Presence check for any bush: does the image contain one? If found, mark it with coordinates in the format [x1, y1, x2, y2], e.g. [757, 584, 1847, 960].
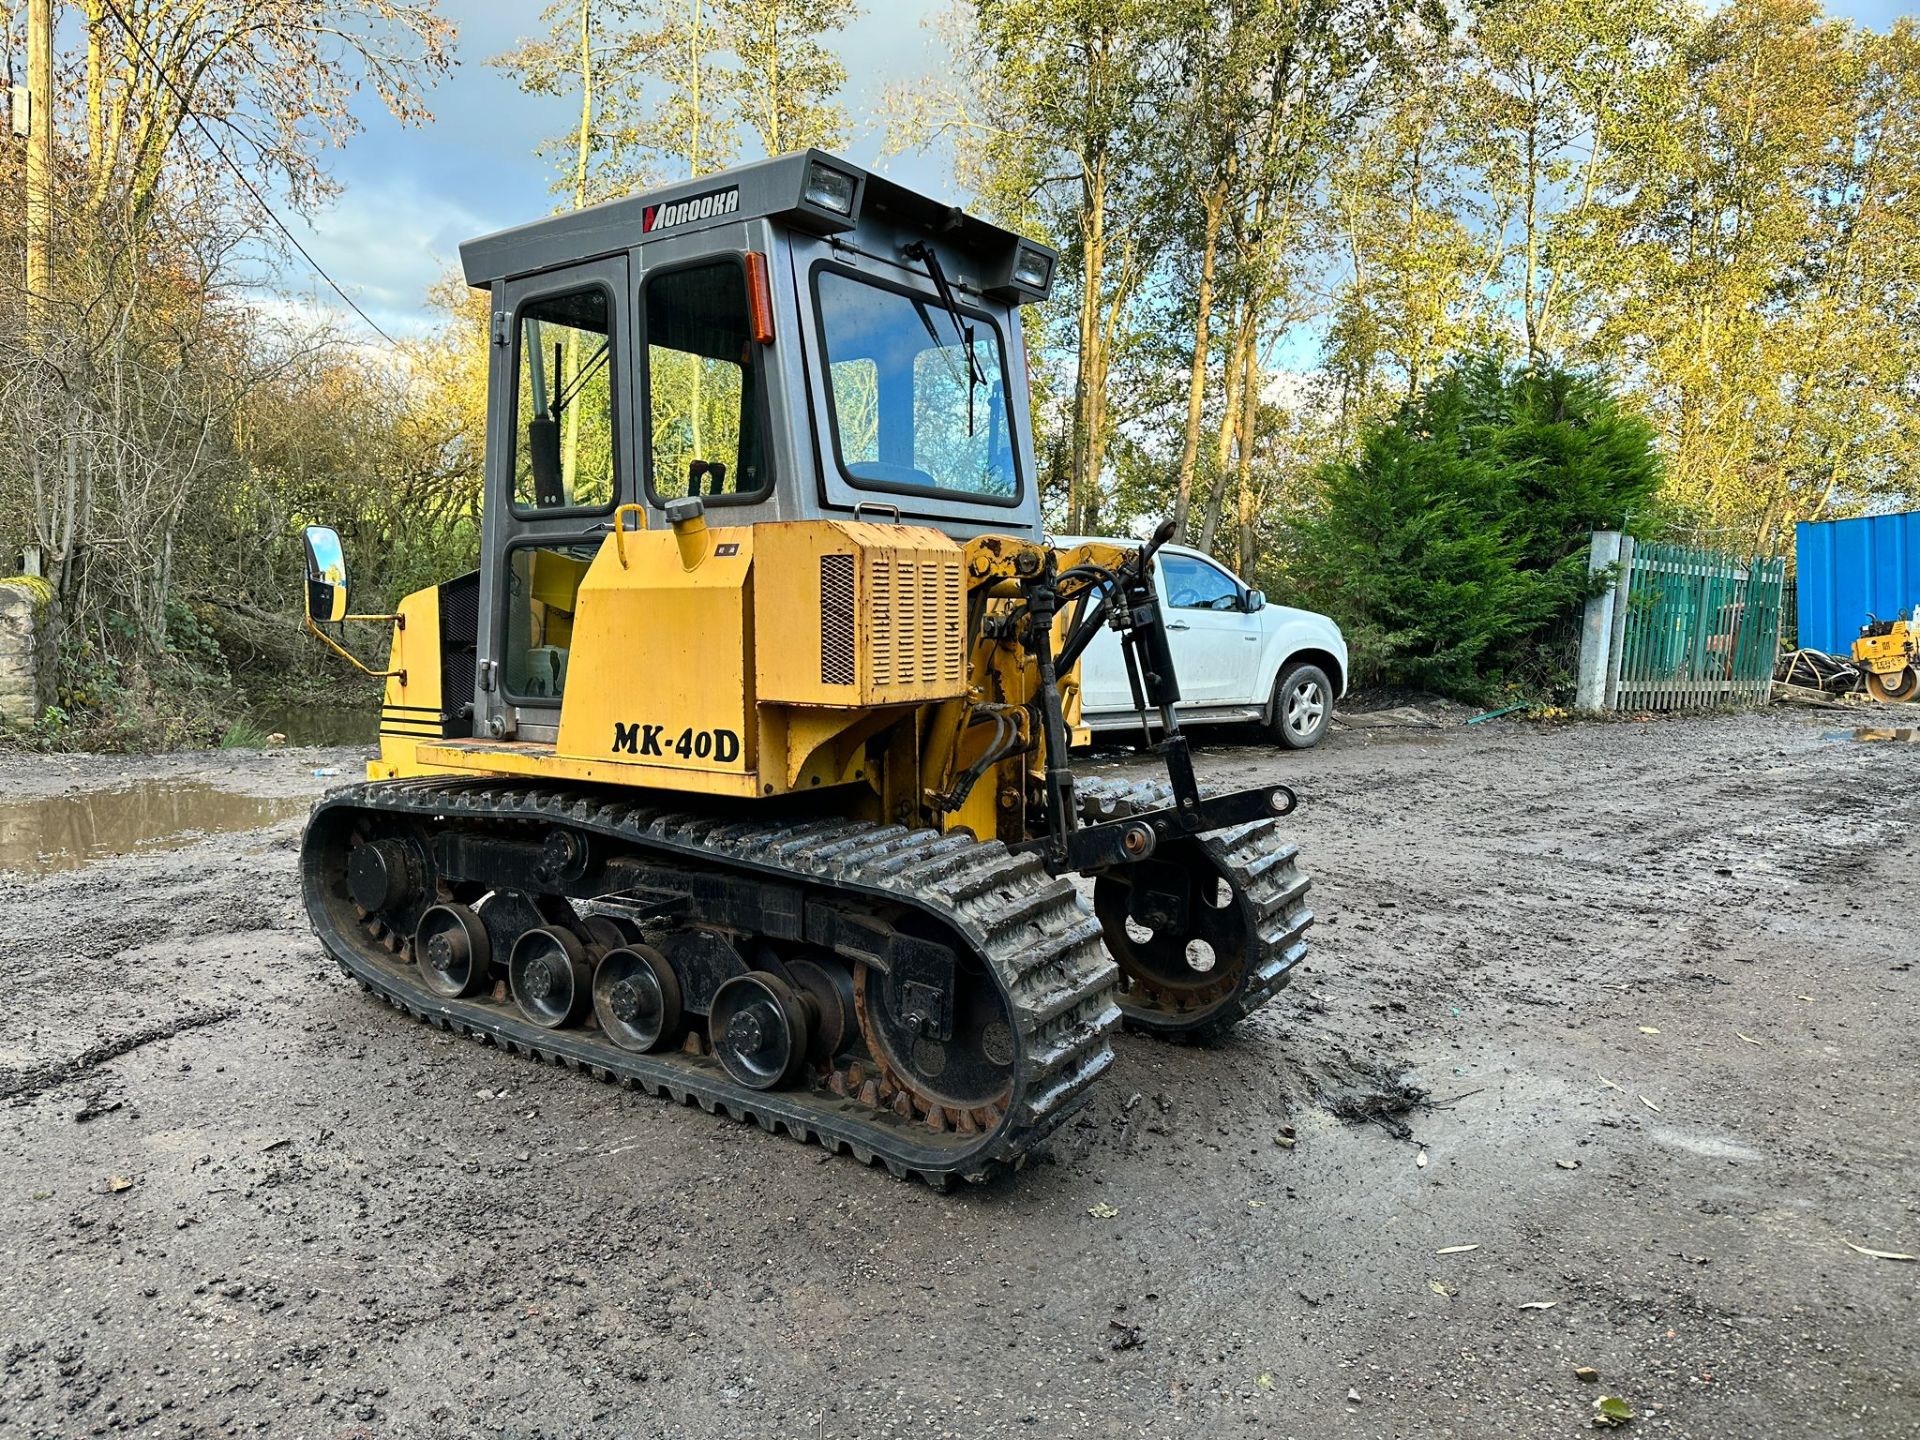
[1281, 356, 1664, 700]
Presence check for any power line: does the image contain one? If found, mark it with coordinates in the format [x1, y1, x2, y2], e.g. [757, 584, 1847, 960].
[95, 0, 403, 348]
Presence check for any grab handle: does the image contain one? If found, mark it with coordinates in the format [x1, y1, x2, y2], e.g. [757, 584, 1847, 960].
[613, 504, 647, 567]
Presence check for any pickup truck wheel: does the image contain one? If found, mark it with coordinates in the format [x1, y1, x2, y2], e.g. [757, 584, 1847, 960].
[1269, 662, 1333, 750]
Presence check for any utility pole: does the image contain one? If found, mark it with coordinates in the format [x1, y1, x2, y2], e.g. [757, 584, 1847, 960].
[25, 0, 53, 335]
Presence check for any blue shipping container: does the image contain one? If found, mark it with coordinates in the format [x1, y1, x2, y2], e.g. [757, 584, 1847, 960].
[1796, 510, 1920, 654]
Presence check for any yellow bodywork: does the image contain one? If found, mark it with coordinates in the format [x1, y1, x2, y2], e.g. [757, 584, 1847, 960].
[369, 518, 1132, 842]
[1852, 620, 1916, 677]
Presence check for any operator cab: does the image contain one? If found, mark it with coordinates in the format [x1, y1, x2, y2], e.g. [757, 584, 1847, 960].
[456, 150, 1059, 741]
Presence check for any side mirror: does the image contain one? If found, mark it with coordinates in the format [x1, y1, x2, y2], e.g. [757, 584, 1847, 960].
[1244, 589, 1267, 613]
[302, 525, 350, 624]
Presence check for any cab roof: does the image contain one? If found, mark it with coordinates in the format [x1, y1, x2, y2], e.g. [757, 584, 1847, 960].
[458, 149, 1057, 298]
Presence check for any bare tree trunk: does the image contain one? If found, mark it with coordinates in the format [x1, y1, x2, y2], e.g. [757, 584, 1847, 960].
[1070, 156, 1109, 534]
[572, 0, 595, 208]
[1199, 304, 1256, 554]
[25, 0, 54, 344]
[1172, 186, 1225, 542]
[1235, 334, 1261, 579]
[1522, 102, 1542, 362]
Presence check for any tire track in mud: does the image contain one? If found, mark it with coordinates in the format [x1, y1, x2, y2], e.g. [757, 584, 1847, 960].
[0, 1004, 239, 1103]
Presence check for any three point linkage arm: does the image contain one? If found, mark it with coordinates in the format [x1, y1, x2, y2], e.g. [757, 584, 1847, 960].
[1016, 519, 1295, 875]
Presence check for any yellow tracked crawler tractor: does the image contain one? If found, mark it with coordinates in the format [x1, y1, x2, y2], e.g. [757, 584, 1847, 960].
[298, 151, 1313, 1183]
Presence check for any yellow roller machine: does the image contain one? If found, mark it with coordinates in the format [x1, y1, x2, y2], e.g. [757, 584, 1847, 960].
[298, 151, 1313, 1184]
[1852, 615, 1918, 702]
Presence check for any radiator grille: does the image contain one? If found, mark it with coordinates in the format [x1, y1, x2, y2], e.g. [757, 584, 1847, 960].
[820, 554, 857, 685]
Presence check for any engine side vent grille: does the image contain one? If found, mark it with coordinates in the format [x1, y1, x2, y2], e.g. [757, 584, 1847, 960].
[935, 558, 963, 680]
[872, 556, 894, 687]
[897, 560, 920, 682]
[820, 554, 857, 685]
[868, 554, 965, 691]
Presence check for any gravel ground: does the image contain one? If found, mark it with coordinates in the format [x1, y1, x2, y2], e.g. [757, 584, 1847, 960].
[0, 705, 1915, 1440]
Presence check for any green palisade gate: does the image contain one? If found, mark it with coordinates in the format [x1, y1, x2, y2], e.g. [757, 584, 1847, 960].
[1613, 541, 1785, 710]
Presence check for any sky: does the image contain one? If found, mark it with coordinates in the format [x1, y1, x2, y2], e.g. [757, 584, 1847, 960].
[275, 0, 1915, 343]
[274, 0, 954, 339]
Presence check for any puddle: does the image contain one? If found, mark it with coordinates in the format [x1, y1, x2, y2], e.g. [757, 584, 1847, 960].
[245, 701, 378, 748]
[0, 780, 307, 877]
[1829, 727, 1920, 743]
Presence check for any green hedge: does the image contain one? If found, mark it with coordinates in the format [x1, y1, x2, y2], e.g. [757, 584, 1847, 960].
[1281, 356, 1665, 700]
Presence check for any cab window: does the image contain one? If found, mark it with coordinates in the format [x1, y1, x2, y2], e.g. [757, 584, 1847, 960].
[1161, 554, 1242, 611]
[503, 543, 596, 702]
[512, 289, 617, 514]
[642, 259, 771, 504]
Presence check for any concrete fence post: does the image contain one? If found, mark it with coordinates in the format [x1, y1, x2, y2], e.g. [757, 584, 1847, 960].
[1576, 530, 1625, 713]
[0, 575, 56, 725]
[1604, 534, 1635, 709]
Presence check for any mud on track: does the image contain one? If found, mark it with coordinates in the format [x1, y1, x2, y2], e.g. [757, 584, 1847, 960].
[0, 711, 1915, 1439]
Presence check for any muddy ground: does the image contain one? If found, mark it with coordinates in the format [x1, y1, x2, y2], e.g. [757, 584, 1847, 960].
[0, 705, 1915, 1440]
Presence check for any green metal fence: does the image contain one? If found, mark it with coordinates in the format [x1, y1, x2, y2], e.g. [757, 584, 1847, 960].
[1607, 539, 1786, 711]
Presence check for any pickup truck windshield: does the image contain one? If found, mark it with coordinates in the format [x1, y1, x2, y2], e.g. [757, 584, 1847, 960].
[814, 268, 1019, 501]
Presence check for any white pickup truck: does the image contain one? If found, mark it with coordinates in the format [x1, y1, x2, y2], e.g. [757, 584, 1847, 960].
[1062, 537, 1349, 749]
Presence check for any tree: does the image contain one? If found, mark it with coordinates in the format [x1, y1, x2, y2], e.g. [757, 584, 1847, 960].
[1284, 356, 1664, 698]
[0, 0, 453, 743]
[715, 0, 857, 154]
[891, 0, 1173, 532]
[1455, 0, 1675, 364]
[1324, 15, 1506, 422]
[500, 0, 859, 199]
[1163, 0, 1267, 542]
[1587, 0, 1920, 549]
[76, 0, 452, 229]
[1187, 0, 1432, 569]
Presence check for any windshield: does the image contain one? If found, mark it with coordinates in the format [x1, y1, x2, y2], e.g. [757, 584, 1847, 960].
[814, 267, 1019, 502]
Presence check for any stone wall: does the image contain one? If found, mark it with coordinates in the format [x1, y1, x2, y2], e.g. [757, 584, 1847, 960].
[0, 576, 56, 725]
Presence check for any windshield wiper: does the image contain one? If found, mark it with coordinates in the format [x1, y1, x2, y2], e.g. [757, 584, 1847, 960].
[903, 240, 986, 434]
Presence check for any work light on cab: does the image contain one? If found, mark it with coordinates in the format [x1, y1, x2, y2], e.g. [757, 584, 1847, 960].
[802, 162, 856, 215]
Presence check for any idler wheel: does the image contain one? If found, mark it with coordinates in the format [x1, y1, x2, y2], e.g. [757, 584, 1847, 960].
[509, 926, 592, 1029]
[592, 945, 684, 1053]
[414, 903, 492, 999]
[348, 838, 419, 914]
[709, 973, 812, 1091]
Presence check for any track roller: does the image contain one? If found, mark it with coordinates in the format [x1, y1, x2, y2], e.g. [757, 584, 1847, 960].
[415, 903, 492, 999]
[592, 944, 684, 1053]
[509, 926, 592, 1028]
[709, 972, 812, 1090]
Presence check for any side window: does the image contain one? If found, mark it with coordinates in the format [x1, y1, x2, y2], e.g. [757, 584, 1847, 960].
[1161, 554, 1241, 611]
[643, 260, 769, 503]
[513, 289, 616, 513]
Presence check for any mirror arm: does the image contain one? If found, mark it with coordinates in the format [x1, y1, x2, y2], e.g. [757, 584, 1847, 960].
[304, 616, 407, 681]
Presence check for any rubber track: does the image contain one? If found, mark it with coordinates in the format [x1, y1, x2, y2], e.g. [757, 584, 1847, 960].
[1075, 774, 1313, 1042]
[302, 778, 1121, 1186]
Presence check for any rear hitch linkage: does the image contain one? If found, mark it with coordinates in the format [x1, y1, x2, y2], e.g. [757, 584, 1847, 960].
[1017, 517, 1296, 876]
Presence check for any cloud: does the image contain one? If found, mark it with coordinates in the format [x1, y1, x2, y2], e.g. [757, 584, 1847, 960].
[235, 180, 495, 340]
